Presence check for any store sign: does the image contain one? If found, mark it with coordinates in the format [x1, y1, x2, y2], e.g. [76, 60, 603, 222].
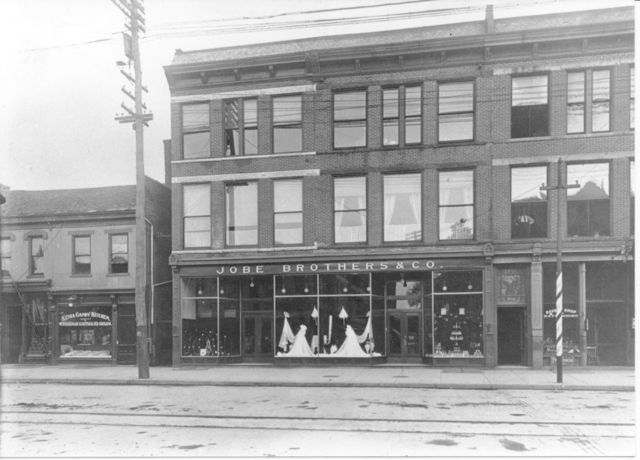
[209, 260, 443, 275]
[544, 307, 578, 319]
[59, 311, 112, 327]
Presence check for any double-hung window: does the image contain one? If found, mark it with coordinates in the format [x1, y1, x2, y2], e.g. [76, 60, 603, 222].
[181, 103, 210, 159]
[72, 235, 91, 275]
[183, 184, 211, 248]
[0, 237, 11, 276]
[438, 81, 474, 142]
[383, 173, 421, 242]
[567, 71, 585, 134]
[592, 69, 611, 132]
[109, 234, 129, 274]
[438, 170, 474, 240]
[273, 179, 303, 245]
[226, 182, 257, 246]
[224, 98, 257, 156]
[334, 176, 367, 243]
[333, 90, 367, 149]
[273, 95, 302, 153]
[511, 165, 548, 238]
[383, 85, 422, 146]
[511, 74, 549, 138]
[29, 236, 44, 276]
[567, 162, 610, 237]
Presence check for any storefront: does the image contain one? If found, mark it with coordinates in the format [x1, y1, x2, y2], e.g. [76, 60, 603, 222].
[176, 259, 486, 365]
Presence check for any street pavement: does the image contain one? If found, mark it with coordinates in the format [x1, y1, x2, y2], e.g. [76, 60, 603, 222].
[0, 363, 636, 390]
[0, 382, 635, 457]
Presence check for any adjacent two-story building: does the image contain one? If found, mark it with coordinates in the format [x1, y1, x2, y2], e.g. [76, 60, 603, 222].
[164, 6, 634, 368]
[0, 178, 172, 365]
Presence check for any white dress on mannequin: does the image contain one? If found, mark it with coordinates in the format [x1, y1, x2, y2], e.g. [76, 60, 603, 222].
[279, 325, 314, 357]
[333, 325, 369, 357]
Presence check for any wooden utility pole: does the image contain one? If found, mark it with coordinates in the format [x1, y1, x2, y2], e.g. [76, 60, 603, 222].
[541, 159, 579, 383]
[113, 0, 153, 378]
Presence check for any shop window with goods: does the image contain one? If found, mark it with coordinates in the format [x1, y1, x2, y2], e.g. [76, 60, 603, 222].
[59, 304, 112, 359]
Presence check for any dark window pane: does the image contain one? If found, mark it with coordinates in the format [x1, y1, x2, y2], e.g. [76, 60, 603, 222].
[110, 234, 128, 273]
[225, 129, 239, 156]
[588, 200, 610, 236]
[183, 131, 210, 159]
[512, 202, 547, 238]
[512, 105, 549, 138]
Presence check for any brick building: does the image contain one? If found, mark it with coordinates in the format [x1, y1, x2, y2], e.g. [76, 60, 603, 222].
[164, 6, 634, 367]
[0, 178, 172, 365]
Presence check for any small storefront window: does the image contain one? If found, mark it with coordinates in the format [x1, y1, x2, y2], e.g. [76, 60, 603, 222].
[431, 271, 483, 358]
[59, 306, 112, 358]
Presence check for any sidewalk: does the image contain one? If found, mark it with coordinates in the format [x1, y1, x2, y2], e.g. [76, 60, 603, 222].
[1, 363, 635, 391]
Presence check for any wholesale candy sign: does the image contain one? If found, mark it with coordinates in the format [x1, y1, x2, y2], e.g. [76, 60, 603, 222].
[59, 311, 112, 327]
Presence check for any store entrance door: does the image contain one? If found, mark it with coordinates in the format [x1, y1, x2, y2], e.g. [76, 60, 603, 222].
[497, 307, 526, 365]
[387, 312, 421, 360]
[586, 303, 628, 365]
[243, 313, 273, 359]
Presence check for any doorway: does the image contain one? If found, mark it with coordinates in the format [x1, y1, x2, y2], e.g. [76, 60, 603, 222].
[586, 303, 628, 365]
[497, 307, 526, 365]
[387, 311, 421, 360]
[243, 313, 273, 359]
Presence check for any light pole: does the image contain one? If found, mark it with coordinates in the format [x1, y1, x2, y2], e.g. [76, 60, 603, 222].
[541, 159, 579, 383]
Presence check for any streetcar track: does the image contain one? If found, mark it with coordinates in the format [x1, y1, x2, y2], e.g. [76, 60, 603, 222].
[1, 409, 634, 427]
[2, 418, 635, 438]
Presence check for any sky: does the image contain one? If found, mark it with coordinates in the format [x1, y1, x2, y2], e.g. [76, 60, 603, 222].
[0, 0, 633, 191]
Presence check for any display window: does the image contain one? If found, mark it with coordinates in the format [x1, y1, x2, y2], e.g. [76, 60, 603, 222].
[58, 306, 112, 358]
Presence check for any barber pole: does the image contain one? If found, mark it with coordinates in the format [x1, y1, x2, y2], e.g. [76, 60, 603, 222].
[556, 270, 563, 382]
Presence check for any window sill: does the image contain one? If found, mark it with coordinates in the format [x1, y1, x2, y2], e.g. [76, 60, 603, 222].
[107, 273, 130, 277]
[173, 151, 316, 163]
[27, 274, 44, 279]
[502, 131, 632, 143]
[437, 239, 476, 245]
[70, 274, 92, 278]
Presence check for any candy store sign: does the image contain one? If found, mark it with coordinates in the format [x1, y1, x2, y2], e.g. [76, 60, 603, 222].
[59, 311, 112, 327]
[211, 260, 440, 275]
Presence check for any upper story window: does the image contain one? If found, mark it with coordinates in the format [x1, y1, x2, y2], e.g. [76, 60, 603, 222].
[273, 95, 302, 153]
[29, 236, 44, 276]
[384, 173, 421, 242]
[109, 234, 129, 274]
[438, 81, 474, 142]
[0, 237, 10, 276]
[511, 165, 548, 239]
[334, 176, 367, 244]
[511, 74, 548, 138]
[273, 179, 303, 245]
[72, 235, 91, 275]
[183, 184, 211, 248]
[592, 69, 610, 132]
[383, 85, 422, 147]
[630, 160, 635, 235]
[225, 98, 257, 156]
[334, 90, 367, 149]
[226, 182, 257, 246]
[567, 71, 585, 134]
[181, 103, 210, 159]
[438, 170, 474, 240]
[630, 67, 635, 130]
[567, 162, 610, 237]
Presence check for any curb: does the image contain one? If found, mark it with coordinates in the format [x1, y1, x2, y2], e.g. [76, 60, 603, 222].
[1, 378, 634, 392]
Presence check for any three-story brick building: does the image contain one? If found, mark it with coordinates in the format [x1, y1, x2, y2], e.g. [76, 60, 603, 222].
[164, 5, 634, 367]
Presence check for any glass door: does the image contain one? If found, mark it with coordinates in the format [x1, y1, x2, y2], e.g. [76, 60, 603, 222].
[387, 311, 422, 358]
[243, 313, 273, 357]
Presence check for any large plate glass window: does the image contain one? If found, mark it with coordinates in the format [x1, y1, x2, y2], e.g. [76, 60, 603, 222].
[438, 81, 474, 142]
[567, 162, 610, 237]
[592, 69, 610, 132]
[109, 234, 128, 274]
[72, 235, 91, 275]
[439, 170, 474, 240]
[29, 236, 44, 276]
[181, 103, 210, 159]
[274, 179, 303, 245]
[59, 305, 112, 358]
[334, 176, 367, 243]
[226, 181, 258, 246]
[567, 71, 585, 134]
[511, 74, 548, 138]
[273, 95, 302, 153]
[511, 165, 548, 238]
[383, 173, 421, 242]
[334, 90, 367, 148]
[183, 183, 211, 248]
